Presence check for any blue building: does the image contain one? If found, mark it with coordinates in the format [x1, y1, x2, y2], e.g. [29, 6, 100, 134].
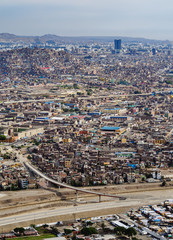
[101, 126, 120, 132]
[114, 39, 121, 53]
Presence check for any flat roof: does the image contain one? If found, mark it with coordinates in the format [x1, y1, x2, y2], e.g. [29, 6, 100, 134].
[101, 126, 120, 131]
[104, 108, 120, 110]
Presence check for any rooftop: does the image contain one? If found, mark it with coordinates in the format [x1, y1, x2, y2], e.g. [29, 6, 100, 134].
[101, 126, 120, 131]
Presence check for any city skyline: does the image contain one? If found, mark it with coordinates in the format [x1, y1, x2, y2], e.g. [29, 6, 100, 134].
[1, 0, 173, 41]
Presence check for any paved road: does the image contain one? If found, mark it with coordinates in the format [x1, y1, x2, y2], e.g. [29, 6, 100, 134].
[0, 188, 173, 227]
[3, 93, 152, 104]
[0, 200, 140, 227]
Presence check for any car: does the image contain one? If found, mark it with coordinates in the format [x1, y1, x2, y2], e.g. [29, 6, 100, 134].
[119, 197, 126, 200]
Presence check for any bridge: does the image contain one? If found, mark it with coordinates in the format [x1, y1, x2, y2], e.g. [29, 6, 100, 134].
[25, 161, 126, 202]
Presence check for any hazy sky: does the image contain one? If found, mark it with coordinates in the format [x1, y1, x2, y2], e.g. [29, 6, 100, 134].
[1, 0, 173, 40]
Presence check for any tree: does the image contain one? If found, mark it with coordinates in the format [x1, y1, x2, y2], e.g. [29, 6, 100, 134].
[71, 179, 82, 187]
[72, 236, 83, 240]
[134, 90, 141, 94]
[87, 91, 92, 96]
[30, 224, 36, 228]
[114, 226, 126, 235]
[161, 180, 166, 187]
[0, 135, 6, 140]
[73, 83, 79, 89]
[72, 235, 77, 240]
[43, 224, 49, 228]
[64, 229, 72, 235]
[62, 108, 69, 112]
[101, 222, 105, 231]
[86, 221, 93, 226]
[14, 227, 25, 236]
[51, 227, 59, 235]
[2, 153, 10, 159]
[132, 237, 139, 240]
[81, 227, 97, 236]
[77, 92, 83, 96]
[27, 155, 32, 160]
[141, 176, 145, 182]
[125, 227, 137, 239]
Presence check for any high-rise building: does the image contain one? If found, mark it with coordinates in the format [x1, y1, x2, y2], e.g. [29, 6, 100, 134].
[114, 39, 121, 52]
[152, 48, 156, 55]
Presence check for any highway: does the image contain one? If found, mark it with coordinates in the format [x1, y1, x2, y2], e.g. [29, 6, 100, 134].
[1, 188, 173, 227]
[3, 90, 173, 104]
[0, 200, 140, 227]
[3, 93, 152, 104]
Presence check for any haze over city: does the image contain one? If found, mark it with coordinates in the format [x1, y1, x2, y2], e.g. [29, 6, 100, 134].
[1, 0, 173, 40]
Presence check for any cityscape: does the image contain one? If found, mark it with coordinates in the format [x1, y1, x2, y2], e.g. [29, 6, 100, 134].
[0, 0, 173, 239]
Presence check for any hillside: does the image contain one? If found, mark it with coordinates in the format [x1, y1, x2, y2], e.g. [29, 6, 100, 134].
[0, 48, 73, 80]
[0, 33, 169, 44]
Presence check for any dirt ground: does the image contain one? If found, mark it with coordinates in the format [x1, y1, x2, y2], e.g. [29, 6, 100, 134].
[0, 182, 172, 217]
[0, 184, 173, 232]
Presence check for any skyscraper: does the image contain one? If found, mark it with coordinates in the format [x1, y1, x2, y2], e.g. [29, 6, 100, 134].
[152, 48, 156, 55]
[114, 39, 121, 53]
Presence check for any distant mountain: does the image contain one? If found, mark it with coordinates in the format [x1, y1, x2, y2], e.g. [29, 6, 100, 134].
[0, 33, 170, 44]
[40, 34, 61, 40]
[0, 33, 18, 40]
[0, 33, 36, 42]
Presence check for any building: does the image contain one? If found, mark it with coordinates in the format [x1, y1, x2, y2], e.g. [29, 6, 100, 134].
[152, 48, 156, 55]
[114, 39, 121, 52]
[19, 179, 29, 189]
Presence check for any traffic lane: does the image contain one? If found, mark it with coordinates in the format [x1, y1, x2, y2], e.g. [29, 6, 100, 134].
[0, 200, 140, 226]
[1, 188, 173, 227]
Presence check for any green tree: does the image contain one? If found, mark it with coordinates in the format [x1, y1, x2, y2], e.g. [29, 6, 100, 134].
[114, 226, 126, 235]
[86, 221, 93, 226]
[141, 176, 145, 182]
[51, 227, 59, 235]
[0, 135, 6, 140]
[77, 92, 83, 95]
[132, 237, 139, 240]
[161, 180, 166, 187]
[30, 224, 36, 228]
[27, 155, 32, 160]
[72, 235, 77, 240]
[64, 229, 73, 235]
[14, 227, 25, 235]
[125, 227, 137, 239]
[134, 90, 141, 94]
[2, 153, 10, 159]
[81, 227, 97, 236]
[62, 108, 69, 112]
[73, 83, 79, 89]
[101, 222, 105, 231]
[43, 224, 49, 228]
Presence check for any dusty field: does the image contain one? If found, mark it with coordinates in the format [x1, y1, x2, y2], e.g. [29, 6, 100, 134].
[0, 182, 172, 218]
[0, 187, 173, 232]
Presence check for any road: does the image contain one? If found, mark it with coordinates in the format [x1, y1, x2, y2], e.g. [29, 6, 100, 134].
[0, 188, 173, 227]
[0, 200, 139, 227]
[3, 93, 152, 104]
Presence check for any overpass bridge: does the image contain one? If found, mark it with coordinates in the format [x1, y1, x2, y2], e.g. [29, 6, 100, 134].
[25, 161, 126, 202]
